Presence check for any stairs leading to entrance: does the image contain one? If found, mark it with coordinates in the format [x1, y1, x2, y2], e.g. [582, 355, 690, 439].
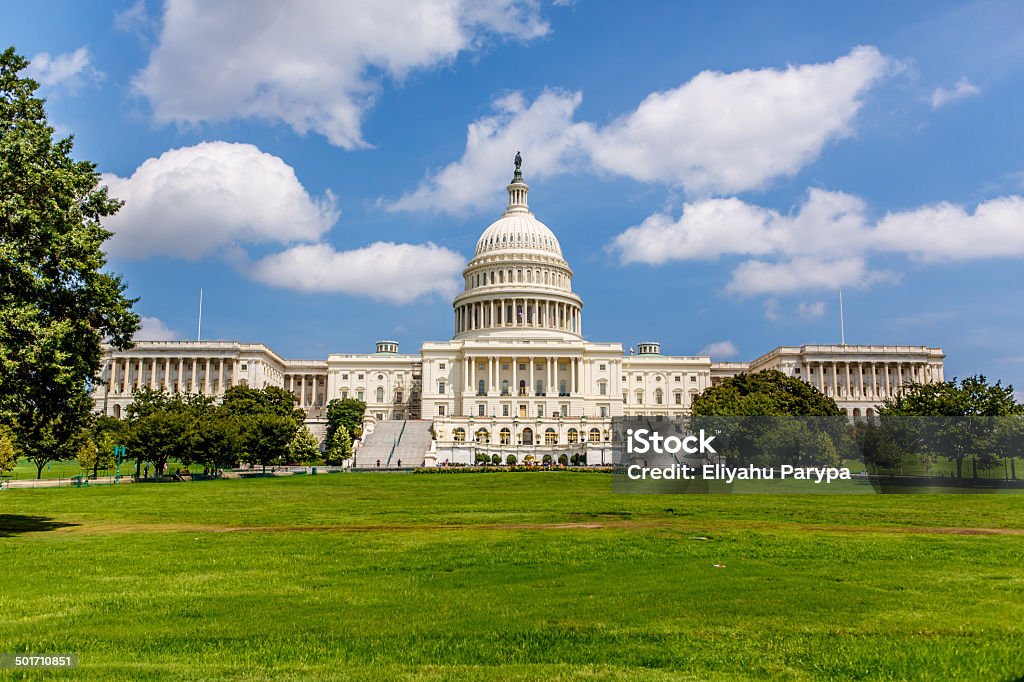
[354, 420, 433, 469]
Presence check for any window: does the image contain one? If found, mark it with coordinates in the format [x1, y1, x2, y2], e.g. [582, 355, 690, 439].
[502, 404, 510, 417]
[438, 405, 446, 416]
[241, 363, 248, 371]
[598, 381, 607, 396]
[439, 381, 446, 394]
[342, 373, 349, 380]
[357, 390, 364, 401]
[439, 363, 445, 370]
[358, 374, 364, 380]
[453, 428, 466, 443]
[635, 390, 644, 404]
[500, 428, 511, 445]
[560, 404, 568, 417]
[690, 375, 697, 382]
[544, 428, 558, 445]
[376, 387, 384, 402]
[478, 403, 486, 417]
[537, 404, 544, 418]
[536, 379, 543, 395]
[377, 374, 384, 380]
[501, 379, 509, 396]
[567, 428, 578, 444]
[599, 364, 606, 371]
[674, 391, 682, 405]
[519, 363, 526, 371]
[599, 406, 608, 418]
[655, 389, 663, 405]
[521, 428, 534, 445]
[475, 428, 489, 444]
[478, 379, 485, 396]
[589, 428, 601, 443]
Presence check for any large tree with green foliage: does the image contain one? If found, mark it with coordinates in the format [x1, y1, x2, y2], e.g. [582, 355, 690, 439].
[877, 375, 1024, 479]
[289, 427, 321, 465]
[125, 387, 214, 476]
[325, 425, 352, 465]
[692, 370, 843, 416]
[0, 48, 139, 473]
[690, 370, 847, 467]
[325, 398, 365, 445]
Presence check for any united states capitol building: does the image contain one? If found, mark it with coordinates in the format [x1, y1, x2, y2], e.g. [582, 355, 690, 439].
[92, 163, 945, 466]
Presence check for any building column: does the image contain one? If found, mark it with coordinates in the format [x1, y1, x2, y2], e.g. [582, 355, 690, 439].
[858, 363, 864, 399]
[218, 359, 225, 395]
[844, 362, 851, 399]
[204, 358, 211, 394]
[571, 357, 577, 394]
[108, 359, 116, 392]
[529, 358, 535, 394]
[831, 363, 838, 399]
[870, 363, 876, 399]
[896, 362, 903, 394]
[816, 362, 824, 393]
[511, 356, 518, 394]
[884, 363, 891, 397]
[300, 374, 306, 407]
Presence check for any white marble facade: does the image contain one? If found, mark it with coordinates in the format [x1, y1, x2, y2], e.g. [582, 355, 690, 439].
[92, 168, 944, 464]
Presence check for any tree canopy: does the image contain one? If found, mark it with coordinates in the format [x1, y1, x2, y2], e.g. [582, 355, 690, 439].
[0, 47, 139, 472]
[691, 370, 843, 417]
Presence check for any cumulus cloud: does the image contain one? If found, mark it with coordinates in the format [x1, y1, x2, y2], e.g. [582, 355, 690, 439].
[133, 0, 549, 149]
[102, 141, 338, 260]
[25, 47, 103, 90]
[249, 242, 465, 304]
[931, 76, 980, 109]
[611, 188, 1024, 296]
[134, 316, 179, 341]
[385, 89, 590, 214]
[699, 340, 739, 359]
[389, 47, 892, 213]
[589, 46, 890, 194]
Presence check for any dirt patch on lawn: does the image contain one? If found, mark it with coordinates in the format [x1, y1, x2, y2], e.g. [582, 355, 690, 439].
[36, 518, 1024, 537]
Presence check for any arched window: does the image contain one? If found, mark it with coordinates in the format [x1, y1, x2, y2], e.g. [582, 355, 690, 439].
[636, 390, 644, 404]
[655, 389, 663, 405]
[544, 428, 558, 445]
[395, 390, 403, 403]
[453, 428, 466, 443]
[521, 428, 534, 445]
[375, 386, 384, 402]
[519, 379, 527, 396]
[588, 428, 601, 443]
[536, 379, 543, 396]
[500, 428, 511, 445]
[567, 428, 578, 444]
[559, 380, 567, 396]
[478, 379, 485, 396]
[501, 379, 509, 396]
[475, 428, 489, 444]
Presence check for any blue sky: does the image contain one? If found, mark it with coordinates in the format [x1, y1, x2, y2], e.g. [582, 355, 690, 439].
[4, 1, 1024, 391]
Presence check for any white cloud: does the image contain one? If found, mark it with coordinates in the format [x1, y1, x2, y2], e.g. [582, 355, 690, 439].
[134, 316, 179, 341]
[589, 46, 891, 195]
[115, 0, 155, 39]
[102, 141, 338, 260]
[133, 0, 549, 149]
[249, 242, 465, 304]
[389, 46, 892, 213]
[385, 89, 590, 214]
[763, 299, 780, 321]
[931, 76, 980, 109]
[612, 188, 1024, 296]
[699, 340, 739, 359]
[798, 301, 826, 318]
[25, 47, 103, 90]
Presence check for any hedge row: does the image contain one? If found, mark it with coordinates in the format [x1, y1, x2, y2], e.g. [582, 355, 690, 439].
[413, 466, 614, 475]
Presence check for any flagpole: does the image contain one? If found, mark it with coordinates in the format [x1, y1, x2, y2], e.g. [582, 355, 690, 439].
[197, 288, 203, 342]
[839, 289, 845, 346]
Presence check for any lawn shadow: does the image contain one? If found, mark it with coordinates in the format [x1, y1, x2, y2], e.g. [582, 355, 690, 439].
[0, 515, 79, 538]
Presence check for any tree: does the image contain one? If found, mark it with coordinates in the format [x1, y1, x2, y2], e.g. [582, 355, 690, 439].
[193, 412, 244, 475]
[0, 48, 139, 475]
[878, 375, 1024, 479]
[289, 427, 321, 465]
[220, 385, 304, 422]
[88, 414, 125, 478]
[325, 398, 366, 445]
[76, 435, 114, 476]
[691, 370, 843, 417]
[243, 413, 298, 473]
[0, 427, 16, 475]
[325, 425, 352, 465]
[124, 387, 214, 476]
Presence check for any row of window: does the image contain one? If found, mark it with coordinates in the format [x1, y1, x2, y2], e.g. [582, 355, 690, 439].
[624, 389, 699, 404]
[466, 266, 569, 291]
[452, 426, 607, 445]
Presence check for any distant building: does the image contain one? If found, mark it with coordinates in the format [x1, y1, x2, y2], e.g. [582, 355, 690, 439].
[93, 165, 944, 465]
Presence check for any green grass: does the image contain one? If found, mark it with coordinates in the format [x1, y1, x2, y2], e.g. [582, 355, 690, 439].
[1, 473, 1023, 680]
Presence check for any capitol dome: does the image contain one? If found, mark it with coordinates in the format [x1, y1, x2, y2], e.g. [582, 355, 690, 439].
[452, 156, 583, 341]
[474, 212, 563, 258]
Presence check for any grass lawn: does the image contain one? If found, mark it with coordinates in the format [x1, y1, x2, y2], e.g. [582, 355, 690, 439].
[1, 473, 1022, 680]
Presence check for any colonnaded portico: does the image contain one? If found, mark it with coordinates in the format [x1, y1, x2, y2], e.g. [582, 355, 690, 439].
[92, 161, 945, 465]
